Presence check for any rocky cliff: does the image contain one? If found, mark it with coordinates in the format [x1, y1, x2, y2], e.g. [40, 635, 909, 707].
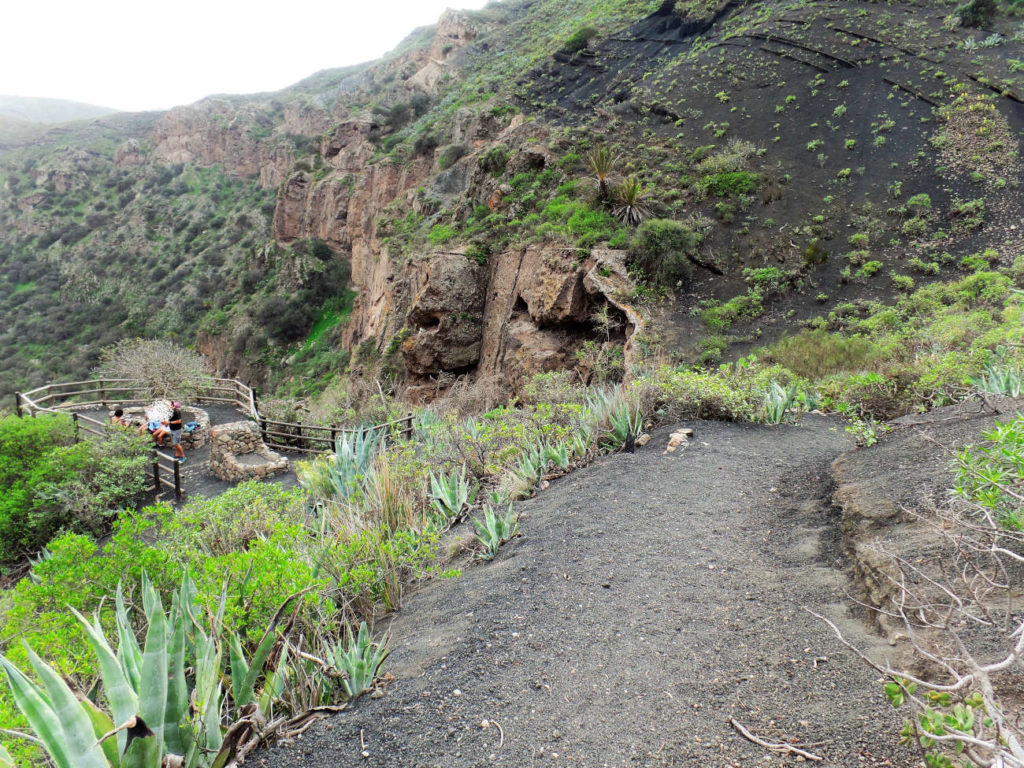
[3, 0, 1023, 401]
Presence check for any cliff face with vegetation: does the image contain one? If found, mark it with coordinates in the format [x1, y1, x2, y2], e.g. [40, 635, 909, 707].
[1, 0, 1023, 401]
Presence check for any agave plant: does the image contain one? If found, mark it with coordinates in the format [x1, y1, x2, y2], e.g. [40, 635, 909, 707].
[762, 380, 799, 424]
[325, 622, 390, 700]
[543, 441, 571, 470]
[298, 426, 384, 501]
[474, 505, 520, 560]
[971, 360, 1023, 397]
[606, 399, 643, 450]
[612, 176, 652, 226]
[428, 464, 476, 524]
[0, 574, 306, 768]
[516, 444, 548, 485]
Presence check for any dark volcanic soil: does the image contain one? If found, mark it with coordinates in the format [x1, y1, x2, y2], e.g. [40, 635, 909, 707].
[260, 415, 917, 767]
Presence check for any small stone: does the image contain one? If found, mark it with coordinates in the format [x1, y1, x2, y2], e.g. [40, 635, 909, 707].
[453, 689, 462, 696]
[361, 750, 370, 759]
[480, 719, 490, 729]
[635, 432, 651, 447]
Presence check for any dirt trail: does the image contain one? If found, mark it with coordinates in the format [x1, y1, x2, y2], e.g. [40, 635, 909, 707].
[261, 416, 915, 767]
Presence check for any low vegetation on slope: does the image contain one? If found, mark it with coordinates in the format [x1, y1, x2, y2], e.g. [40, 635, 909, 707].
[2, 0, 1024, 763]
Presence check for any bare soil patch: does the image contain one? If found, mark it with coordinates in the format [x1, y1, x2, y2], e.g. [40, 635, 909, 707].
[260, 415, 917, 767]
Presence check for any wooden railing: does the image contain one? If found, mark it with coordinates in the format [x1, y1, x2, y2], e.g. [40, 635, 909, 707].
[15, 377, 415, 494]
[14, 379, 211, 499]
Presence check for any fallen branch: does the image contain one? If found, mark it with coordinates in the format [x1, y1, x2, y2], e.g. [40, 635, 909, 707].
[729, 717, 824, 761]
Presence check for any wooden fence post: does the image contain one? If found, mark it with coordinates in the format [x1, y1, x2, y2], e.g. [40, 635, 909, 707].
[72, 412, 80, 442]
[260, 418, 268, 444]
[14, 392, 22, 418]
[403, 413, 414, 440]
[173, 459, 181, 500]
[151, 449, 160, 491]
[99, 379, 107, 408]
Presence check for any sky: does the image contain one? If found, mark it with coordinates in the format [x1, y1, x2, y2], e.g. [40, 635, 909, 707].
[2, 0, 491, 113]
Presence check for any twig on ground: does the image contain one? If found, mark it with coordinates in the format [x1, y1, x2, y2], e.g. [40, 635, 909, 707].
[729, 717, 824, 761]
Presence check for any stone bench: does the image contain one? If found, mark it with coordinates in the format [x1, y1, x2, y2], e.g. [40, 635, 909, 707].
[209, 420, 289, 482]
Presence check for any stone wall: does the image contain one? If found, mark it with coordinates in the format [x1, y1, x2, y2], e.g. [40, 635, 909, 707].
[209, 420, 289, 482]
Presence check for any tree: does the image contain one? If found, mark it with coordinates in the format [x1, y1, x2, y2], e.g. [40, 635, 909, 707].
[94, 338, 209, 399]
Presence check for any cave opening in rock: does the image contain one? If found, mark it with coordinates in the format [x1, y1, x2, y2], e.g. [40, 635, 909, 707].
[416, 314, 442, 332]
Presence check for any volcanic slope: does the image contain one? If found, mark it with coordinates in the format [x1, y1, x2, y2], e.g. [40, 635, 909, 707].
[261, 416, 916, 767]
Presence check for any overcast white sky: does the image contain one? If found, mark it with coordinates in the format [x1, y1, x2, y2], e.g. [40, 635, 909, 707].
[2, 0, 491, 112]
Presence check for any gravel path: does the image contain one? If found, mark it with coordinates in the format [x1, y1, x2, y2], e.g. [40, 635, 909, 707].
[259, 415, 916, 767]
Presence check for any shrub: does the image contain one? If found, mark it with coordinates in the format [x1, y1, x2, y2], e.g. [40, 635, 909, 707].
[0, 414, 148, 566]
[762, 329, 880, 380]
[628, 218, 702, 286]
[700, 171, 757, 197]
[561, 26, 599, 55]
[701, 292, 763, 330]
[255, 294, 316, 342]
[478, 144, 509, 176]
[956, 0, 996, 27]
[412, 132, 441, 156]
[438, 143, 469, 170]
[954, 417, 1024, 528]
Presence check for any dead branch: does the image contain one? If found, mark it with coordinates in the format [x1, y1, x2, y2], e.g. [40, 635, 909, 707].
[729, 717, 823, 761]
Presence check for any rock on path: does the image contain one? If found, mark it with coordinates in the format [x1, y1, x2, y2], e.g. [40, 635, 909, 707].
[260, 415, 915, 767]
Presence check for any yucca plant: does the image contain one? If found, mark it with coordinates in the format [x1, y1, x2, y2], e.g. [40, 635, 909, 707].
[612, 176, 652, 226]
[586, 146, 617, 202]
[474, 505, 520, 560]
[762, 380, 799, 424]
[325, 622, 390, 699]
[428, 465, 476, 524]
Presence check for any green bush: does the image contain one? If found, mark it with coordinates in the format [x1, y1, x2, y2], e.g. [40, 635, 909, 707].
[954, 417, 1024, 529]
[561, 26, 599, 55]
[701, 292, 763, 330]
[0, 414, 148, 566]
[628, 219, 703, 287]
[700, 171, 758, 197]
[956, 0, 996, 27]
[763, 329, 881, 380]
[438, 143, 469, 171]
[478, 144, 509, 176]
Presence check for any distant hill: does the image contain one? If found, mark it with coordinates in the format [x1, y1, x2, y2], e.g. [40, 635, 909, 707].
[0, 95, 117, 124]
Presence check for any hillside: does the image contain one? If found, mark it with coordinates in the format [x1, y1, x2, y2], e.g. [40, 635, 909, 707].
[0, 95, 118, 124]
[0, 0, 1022, 404]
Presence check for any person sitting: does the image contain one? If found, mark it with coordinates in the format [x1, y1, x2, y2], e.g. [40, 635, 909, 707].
[140, 418, 163, 443]
[110, 408, 129, 427]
